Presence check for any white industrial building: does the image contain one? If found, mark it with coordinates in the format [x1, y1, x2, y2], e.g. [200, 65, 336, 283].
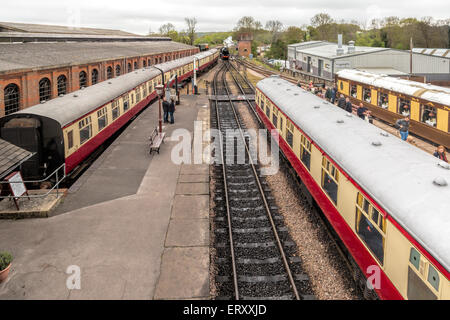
[288, 36, 450, 83]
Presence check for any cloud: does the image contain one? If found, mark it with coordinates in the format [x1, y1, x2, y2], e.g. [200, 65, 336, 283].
[0, 0, 448, 34]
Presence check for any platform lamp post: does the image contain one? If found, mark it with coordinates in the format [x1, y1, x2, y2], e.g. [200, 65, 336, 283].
[156, 84, 164, 134]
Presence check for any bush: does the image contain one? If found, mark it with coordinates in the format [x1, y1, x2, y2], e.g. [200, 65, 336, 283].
[0, 252, 13, 271]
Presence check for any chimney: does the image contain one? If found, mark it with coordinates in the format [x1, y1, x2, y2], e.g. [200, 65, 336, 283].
[336, 34, 344, 56]
[348, 40, 355, 54]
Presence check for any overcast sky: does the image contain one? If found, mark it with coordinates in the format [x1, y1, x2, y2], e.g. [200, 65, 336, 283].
[1, 0, 449, 34]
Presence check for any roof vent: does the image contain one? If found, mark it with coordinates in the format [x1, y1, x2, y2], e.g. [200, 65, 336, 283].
[345, 113, 352, 117]
[348, 41, 355, 54]
[59, 94, 64, 97]
[438, 161, 450, 170]
[294, 93, 299, 96]
[73, 94, 78, 98]
[433, 177, 448, 187]
[287, 88, 291, 91]
[336, 34, 344, 56]
[380, 132, 389, 137]
[80, 87, 85, 90]
[108, 82, 112, 84]
[372, 141, 382, 147]
[40, 100, 46, 104]
[336, 119, 344, 124]
[314, 105, 320, 109]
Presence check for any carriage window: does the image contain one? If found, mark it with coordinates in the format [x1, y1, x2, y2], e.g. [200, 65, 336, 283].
[322, 157, 339, 205]
[300, 135, 311, 170]
[398, 98, 411, 116]
[378, 92, 388, 109]
[409, 247, 421, 270]
[123, 95, 129, 111]
[79, 116, 92, 145]
[286, 121, 294, 148]
[265, 103, 271, 118]
[355, 192, 385, 265]
[131, 94, 134, 104]
[350, 85, 357, 98]
[97, 107, 108, 131]
[421, 105, 437, 127]
[67, 130, 74, 149]
[143, 84, 147, 98]
[272, 108, 278, 127]
[148, 82, 153, 93]
[427, 265, 440, 292]
[261, 99, 265, 109]
[112, 100, 120, 120]
[136, 88, 141, 102]
[363, 88, 371, 103]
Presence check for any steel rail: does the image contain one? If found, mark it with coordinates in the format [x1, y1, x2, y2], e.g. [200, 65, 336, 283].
[222, 62, 301, 300]
[212, 63, 240, 300]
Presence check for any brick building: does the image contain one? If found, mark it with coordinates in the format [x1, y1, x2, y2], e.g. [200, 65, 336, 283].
[238, 33, 253, 58]
[0, 22, 199, 117]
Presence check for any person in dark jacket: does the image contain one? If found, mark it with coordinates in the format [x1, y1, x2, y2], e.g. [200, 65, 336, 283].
[331, 86, 337, 104]
[325, 87, 332, 101]
[433, 146, 448, 163]
[337, 94, 346, 109]
[357, 103, 368, 120]
[168, 97, 175, 124]
[162, 96, 169, 123]
[345, 97, 353, 113]
[396, 116, 410, 141]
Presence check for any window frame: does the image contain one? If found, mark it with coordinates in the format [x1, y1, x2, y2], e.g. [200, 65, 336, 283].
[355, 192, 386, 265]
[106, 66, 113, 79]
[112, 100, 120, 120]
[378, 91, 389, 109]
[321, 157, 339, 205]
[363, 87, 372, 103]
[57, 75, 67, 96]
[421, 104, 437, 127]
[39, 77, 51, 102]
[97, 107, 108, 131]
[79, 71, 87, 89]
[78, 116, 92, 145]
[4, 83, 20, 115]
[300, 135, 312, 170]
[408, 246, 441, 297]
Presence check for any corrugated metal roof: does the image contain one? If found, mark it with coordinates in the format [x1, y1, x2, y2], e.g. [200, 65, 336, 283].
[0, 41, 196, 73]
[297, 43, 388, 59]
[0, 138, 33, 179]
[413, 48, 450, 57]
[257, 76, 450, 272]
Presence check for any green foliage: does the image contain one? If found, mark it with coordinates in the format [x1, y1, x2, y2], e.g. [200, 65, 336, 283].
[265, 39, 287, 60]
[0, 252, 12, 271]
[194, 32, 233, 46]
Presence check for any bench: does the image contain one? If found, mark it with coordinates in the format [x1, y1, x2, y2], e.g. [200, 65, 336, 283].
[149, 128, 166, 154]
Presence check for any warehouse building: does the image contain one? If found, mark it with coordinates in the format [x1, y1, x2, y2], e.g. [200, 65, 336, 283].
[288, 36, 450, 84]
[0, 22, 199, 117]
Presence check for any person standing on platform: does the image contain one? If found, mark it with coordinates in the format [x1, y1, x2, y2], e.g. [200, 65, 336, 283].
[337, 94, 346, 109]
[396, 116, 410, 141]
[325, 87, 332, 102]
[345, 97, 353, 113]
[169, 97, 175, 124]
[331, 85, 337, 104]
[162, 96, 169, 123]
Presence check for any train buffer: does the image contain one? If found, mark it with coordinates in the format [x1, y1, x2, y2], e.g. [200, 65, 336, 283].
[149, 127, 166, 155]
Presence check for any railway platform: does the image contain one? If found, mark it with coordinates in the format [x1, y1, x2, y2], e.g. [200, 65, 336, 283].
[0, 91, 213, 299]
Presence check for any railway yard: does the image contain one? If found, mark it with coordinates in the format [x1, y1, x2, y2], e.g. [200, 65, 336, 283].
[0, 45, 449, 302]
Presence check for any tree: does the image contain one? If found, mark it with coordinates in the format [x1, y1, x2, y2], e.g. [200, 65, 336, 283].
[185, 17, 197, 45]
[265, 20, 284, 43]
[283, 26, 305, 44]
[311, 13, 334, 28]
[159, 23, 175, 36]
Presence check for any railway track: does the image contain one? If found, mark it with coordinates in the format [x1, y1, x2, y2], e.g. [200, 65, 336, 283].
[222, 61, 377, 299]
[211, 62, 314, 300]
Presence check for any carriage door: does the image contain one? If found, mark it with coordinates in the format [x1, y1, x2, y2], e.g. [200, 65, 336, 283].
[1, 118, 42, 179]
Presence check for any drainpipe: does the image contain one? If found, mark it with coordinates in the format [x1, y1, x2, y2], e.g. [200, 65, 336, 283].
[193, 57, 198, 94]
